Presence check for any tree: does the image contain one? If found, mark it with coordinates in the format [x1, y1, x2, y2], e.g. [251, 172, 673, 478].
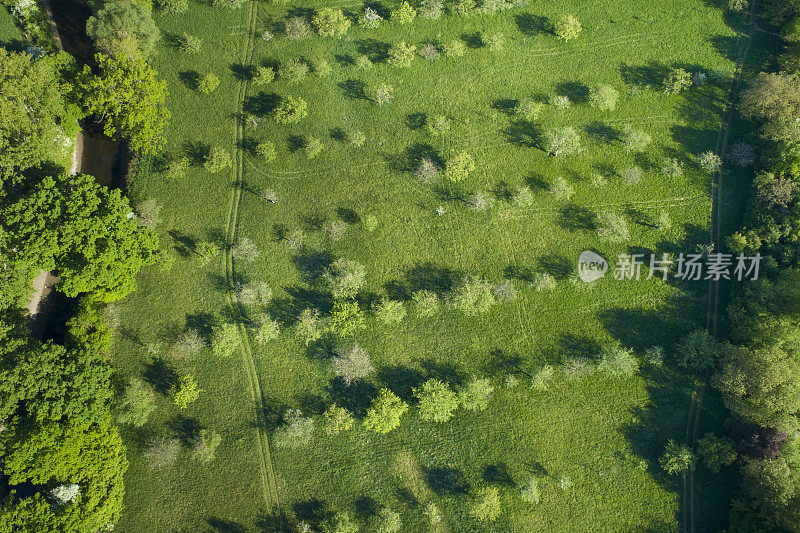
[444, 39, 467, 57]
[623, 127, 652, 152]
[414, 157, 439, 182]
[179, 32, 202, 53]
[254, 318, 280, 345]
[419, 0, 444, 18]
[531, 365, 554, 391]
[327, 300, 365, 337]
[375, 298, 406, 324]
[555, 14, 581, 40]
[589, 84, 619, 111]
[468, 190, 496, 211]
[326, 511, 359, 533]
[664, 68, 692, 94]
[297, 308, 325, 345]
[659, 440, 696, 475]
[305, 136, 324, 159]
[360, 6, 383, 28]
[284, 16, 312, 40]
[459, 377, 494, 411]
[415, 379, 459, 422]
[597, 344, 639, 377]
[116, 378, 156, 427]
[451, 275, 495, 315]
[413, 290, 440, 317]
[740, 71, 800, 144]
[752, 171, 797, 209]
[697, 433, 736, 472]
[323, 258, 366, 299]
[191, 429, 222, 463]
[86, 0, 160, 61]
[698, 151, 722, 173]
[446, 151, 475, 182]
[376, 508, 401, 532]
[230, 237, 260, 261]
[159, 0, 188, 14]
[213, 323, 241, 357]
[332, 342, 373, 385]
[519, 477, 540, 503]
[596, 212, 629, 242]
[77, 53, 169, 154]
[389, 41, 417, 67]
[621, 165, 642, 185]
[274, 408, 314, 447]
[364, 389, 408, 433]
[197, 72, 220, 93]
[173, 375, 201, 408]
[255, 140, 276, 162]
[204, 145, 232, 173]
[391, 1, 417, 23]
[313, 8, 351, 36]
[375, 83, 395, 105]
[323, 404, 354, 434]
[662, 157, 684, 177]
[471, 487, 502, 522]
[550, 176, 574, 201]
[728, 141, 755, 166]
[279, 58, 309, 83]
[0, 49, 80, 174]
[677, 330, 716, 371]
[253, 66, 275, 85]
[545, 126, 582, 155]
[144, 434, 181, 469]
[274, 96, 308, 124]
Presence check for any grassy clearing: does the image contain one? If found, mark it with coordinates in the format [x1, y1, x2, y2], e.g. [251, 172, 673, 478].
[115, 0, 745, 530]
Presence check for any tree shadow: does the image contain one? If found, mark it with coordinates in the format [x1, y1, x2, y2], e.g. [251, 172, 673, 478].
[168, 414, 202, 445]
[556, 81, 590, 104]
[142, 357, 179, 395]
[230, 62, 255, 80]
[503, 119, 543, 149]
[336, 207, 360, 224]
[327, 377, 378, 417]
[353, 496, 381, 522]
[292, 249, 335, 282]
[206, 517, 247, 533]
[329, 127, 347, 142]
[460, 31, 484, 48]
[376, 365, 426, 402]
[619, 61, 670, 90]
[183, 140, 210, 166]
[338, 78, 369, 100]
[288, 134, 306, 152]
[292, 499, 331, 528]
[244, 92, 281, 117]
[585, 121, 622, 144]
[558, 333, 602, 362]
[404, 262, 461, 296]
[355, 38, 391, 62]
[483, 348, 528, 377]
[178, 70, 200, 90]
[405, 112, 427, 130]
[537, 253, 573, 280]
[420, 359, 466, 388]
[186, 312, 218, 343]
[398, 143, 444, 172]
[482, 463, 515, 486]
[492, 98, 519, 115]
[558, 204, 597, 231]
[168, 230, 198, 258]
[514, 13, 551, 36]
[425, 466, 470, 495]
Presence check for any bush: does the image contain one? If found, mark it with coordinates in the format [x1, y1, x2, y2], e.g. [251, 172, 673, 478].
[116, 378, 156, 427]
[415, 379, 459, 422]
[230, 237, 260, 261]
[589, 84, 619, 111]
[327, 511, 359, 533]
[660, 440, 696, 475]
[545, 126, 582, 155]
[274, 408, 315, 447]
[191, 430, 222, 463]
[356, 55, 373, 69]
[512, 185, 535, 207]
[360, 6, 383, 28]
[323, 404, 355, 434]
[590, 173, 607, 188]
[166, 156, 190, 181]
[555, 14, 582, 40]
[274, 96, 308, 124]
[284, 16, 312, 40]
[492, 279, 518, 302]
[375, 83, 394, 105]
[297, 308, 325, 345]
[677, 330, 716, 370]
[621, 165, 642, 185]
[468, 190, 496, 211]
[237, 281, 272, 306]
[305, 136, 324, 159]
[253, 65, 275, 85]
[729, 0, 748, 11]
[278, 58, 309, 83]
[348, 127, 366, 146]
[459, 377, 494, 411]
[531, 364, 554, 390]
[364, 388, 408, 433]
[323, 219, 348, 241]
[451, 275, 495, 315]
[428, 114, 450, 135]
[412, 290, 440, 317]
[424, 503, 442, 524]
[314, 58, 333, 77]
[598, 344, 639, 377]
[376, 508, 402, 533]
[471, 487, 502, 522]
[418, 0, 444, 18]
[550, 95, 571, 109]
[363, 214, 378, 231]
[698, 150, 722, 173]
[313, 8, 351, 36]
[450, 0, 476, 14]
[323, 258, 366, 299]
[596, 212, 630, 242]
[204, 145, 232, 173]
[144, 435, 181, 469]
[375, 298, 407, 324]
[179, 32, 201, 53]
[178, 328, 206, 354]
[623, 127, 652, 152]
[174, 375, 201, 408]
[518, 99, 543, 120]
[391, 1, 417, 23]
[531, 272, 557, 291]
[445, 151, 475, 182]
[327, 300, 365, 337]
[664, 68, 692, 94]
[254, 318, 280, 344]
[197, 72, 220, 94]
[332, 342, 373, 385]
[418, 43, 440, 60]
[389, 42, 417, 67]
[697, 433, 737, 472]
[212, 323, 240, 357]
[444, 39, 467, 57]
[87, 0, 160, 60]
[550, 176, 574, 201]
[487, 33, 506, 52]
[159, 0, 187, 14]
[255, 140, 276, 162]
[519, 477, 540, 503]
[662, 157, 684, 178]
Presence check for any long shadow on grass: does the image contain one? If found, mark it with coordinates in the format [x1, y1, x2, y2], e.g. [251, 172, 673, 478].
[206, 517, 247, 533]
[142, 357, 179, 395]
[502, 119, 543, 149]
[244, 92, 281, 117]
[514, 13, 551, 36]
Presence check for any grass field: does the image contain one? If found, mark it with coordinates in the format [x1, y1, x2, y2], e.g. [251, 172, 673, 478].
[115, 0, 748, 530]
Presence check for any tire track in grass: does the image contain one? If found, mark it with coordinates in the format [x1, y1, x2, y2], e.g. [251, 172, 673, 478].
[223, 0, 280, 510]
[683, 5, 755, 532]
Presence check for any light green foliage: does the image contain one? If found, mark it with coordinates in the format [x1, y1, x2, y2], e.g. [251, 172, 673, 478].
[389, 42, 417, 67]
[196, 241, 220, 264]
[203, 145, 232, 173]
[77, 54, 169, 154]
[160, 0, 188, 14]
[254, 318, 280, 344]
[698, 150, 722, 172]
[471, 486, 502, 521]
[415, 379, 459, 422]
[664, 68, 692, 94]
[166, 156, 190, 181]
[296, 308, 325, 345]
[279, 58, 309, 83]
[598, 344, 639, 377]
[623, 126, 652, 152]
[284, 16, 312, 40]
[518, 99, 543, 120]
[323, 258, 366, 299]
[545, 126, 582, 155]
[450, 0, 476, 14]
[391, 1, 417, 23]
[531, 365, 555, 391]
[173, 375, 201, 408]
[412, 290, 440, 317]
[364, 388, 408, 433]
[327, 511, 359, 533]
[305, 136, 324, 159]
[428, 114, 450, 135]
[363, 214, 378, 231]
[659, 440, 696, 475]
[323, 404, 354, 434]
[697, 433, 736, 472]
[375, 298, 407, 324]
[596, 212, 630, 243]
[375, 83, 394, 105]
[519, 477, 540, 503]
[314, 58, 333, 76]
[487, 32, 506, 51]
[197, 72, 220, 94]
[376, 507, 402, 532]
[191, 430, 222, 463]
[662, 157, 684, 177]
[253, 65, 275, 85]
[179, 32, 201, 53]
[550, 176, 575, 201]
[451, 275, 495, 315]
[589, 84, 620, 111]
[275, 408, 315, 447]
[274, 96, 308, 124]
[327, 300, 365, 337]
[313, 8, 351, 37]
[445, 150, 475, 182]
[86, 0, 159, 60]
[255, 140, 276, 162]
[213, 323, 241, 357]
[459, 377, 494, 411]
[332, 342, 373, 385]
[444, 39, 467, 57]
[555, 14, 582, 40]
[116, 378, 156, 427]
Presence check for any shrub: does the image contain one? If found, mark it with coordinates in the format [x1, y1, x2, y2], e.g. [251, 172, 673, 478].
[274, 96, 308, 124]
[274, 408, 315, 447]
[558, 475, 573, 490]
[391, 1, 417, 23]
[191, 430, 222, 463]
[327, 300, 365, 337]
[664, 68, 692, 94]
[660, 440, 696, 475]
[623, 127, 652, 152]
[375, 83, 394, 105]
[657, 210, 672, 232]
[356, 55, 373, 69]
[445, 151, 475, 182]
[327, 512, 359, 533]
[389, 42, 417, 67]
[444, 39, 467, 57]
[279, 58, 309, 83]
[662, 157, 684, 178]
[313, 8, 351, 36]
[589, 84, 619, 111]
[197, 72, 220, 94]
[428, 114, 450, 135]
[459, 377, 494, 411]
[729, 0, 748, 11]
[418, 0, 444, 18]
[213, 323, 241, 357]
[254, 318, 280, 344]
[375, 298, 407, 324]
[253, 65, 275, 85]
[363, 214, 378, 231]
[116, 378, 156, 427]
[621, 165, 642, 185]
[596, 212, 629, 242]
[364, 388, 408, 433]
[332, 342, 373, 385]
[518, 99, 543, 120]
[323, 258, 366, 298]
[166, 156, 190, 181]
[512, 185, 535, 207]
[415, 379, 459, 422]
[418, 43, 440, 60]
[231, 237, 260, 261]
[555, 14, 582, 40]
[360, 6, 383, 28]
[323, 219, 348, 241]
[144, 435, 181, 469]
[412, 290, 440, 317]
[590, 173, 607, 188]
[531, 364, 554, 390]
[255, 140, 276, 162]
[550, 176, 574, 201]
[697, 433, 737, 472]
[284, 16, 312, 40]
[727, 141, 755, 166]
[257, 188, 279, 204]
[323, 404, 355, 434]
[174, 375, 201, 408]
[297, 308, 325, 345]
[376, 508, 401, 533]
[468, 190, 496, 211]
[305, 136, 324, 159]
[598, 344, 639, 377]
[178, 328, 205, 354]
[493, 279, 518, 302]
[179, 32, 201, 53]
[424, 503, 442, 524]
[159, 0, 187, 14]
[314, 58, 332, 76]
[204, 145, 232, 173]
[487, 33, 506, 52]
[450, 0, 476, 14]
[519, 477, 540, 503]
[698, 150, 722, 173]
[545, 126, 582, 155]
[531, 272, 556, 291]
[451, 275, 495, 315]
[348, 127, 366, 146]
[471, 487, 502, 522]
[550, 95, 571, 109]
[645, 346, 665, 366]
